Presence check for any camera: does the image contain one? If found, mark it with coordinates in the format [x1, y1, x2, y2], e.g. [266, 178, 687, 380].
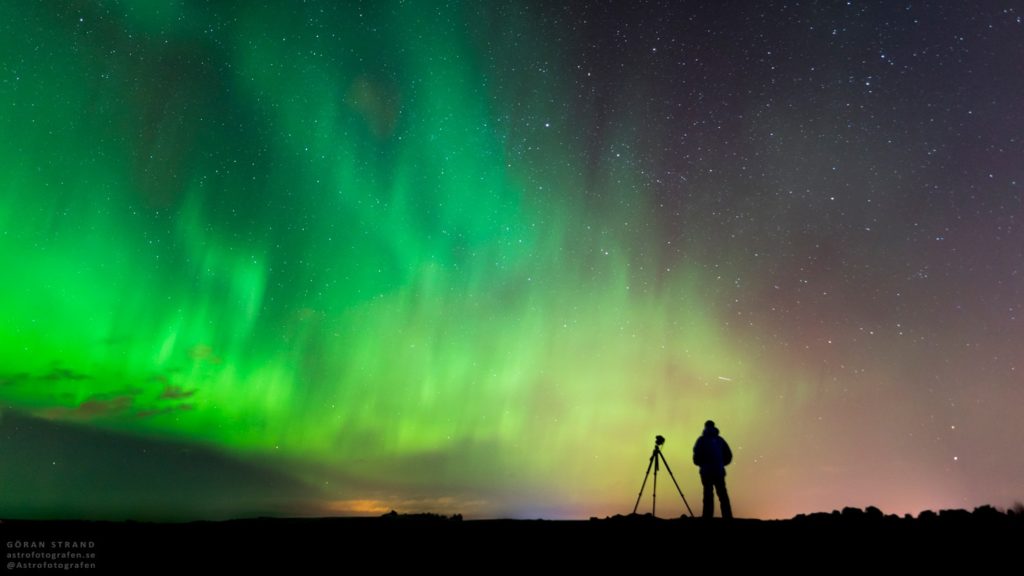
[655, 435, 665, 446]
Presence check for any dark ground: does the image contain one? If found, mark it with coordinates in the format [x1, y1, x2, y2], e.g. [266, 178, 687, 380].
[1, 508, 1020, 570]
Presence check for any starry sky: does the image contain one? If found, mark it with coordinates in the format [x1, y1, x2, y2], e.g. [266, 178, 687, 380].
[1, 1, 1022, 520]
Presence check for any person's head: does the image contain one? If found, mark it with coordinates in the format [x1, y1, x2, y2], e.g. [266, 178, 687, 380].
[704, 420, 716, 430]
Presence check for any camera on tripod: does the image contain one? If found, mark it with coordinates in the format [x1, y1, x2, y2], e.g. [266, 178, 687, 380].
[632, 434, 694, 517]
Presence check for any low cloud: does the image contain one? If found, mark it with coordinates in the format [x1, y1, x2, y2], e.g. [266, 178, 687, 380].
[0, 373, 29, 386]
[159, 385, 197, 400]
[39, 368, 91, 382]
[136, 403, 195, 419]
[38, 395, 133, 421]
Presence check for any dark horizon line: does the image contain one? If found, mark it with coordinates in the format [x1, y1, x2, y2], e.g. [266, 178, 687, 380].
[3, 502, 1021, 524]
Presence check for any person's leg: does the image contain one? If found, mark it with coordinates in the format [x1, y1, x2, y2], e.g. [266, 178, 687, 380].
[701, 473, 715, 518]
[716, 477, 732, 519]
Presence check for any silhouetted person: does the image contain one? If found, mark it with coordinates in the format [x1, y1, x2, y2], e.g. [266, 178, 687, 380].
[693, 420, 732, 519]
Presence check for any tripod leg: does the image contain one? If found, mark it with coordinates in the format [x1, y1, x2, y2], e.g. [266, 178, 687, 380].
[652, 458, 658, 517]
[658, 452, 695, 517]
[632, 452, 656, 514]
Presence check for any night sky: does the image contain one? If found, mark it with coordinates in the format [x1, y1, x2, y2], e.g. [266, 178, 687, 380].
[1, 1, 1022, 520]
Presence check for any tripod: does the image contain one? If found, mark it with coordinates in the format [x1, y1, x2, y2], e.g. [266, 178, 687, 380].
[632, 435, 694, 517]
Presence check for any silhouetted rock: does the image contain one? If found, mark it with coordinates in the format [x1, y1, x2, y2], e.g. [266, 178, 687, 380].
[973, 505, 1000, 520]
[378, 510, 462, 522]
[841, 506, 865, 518]
[939, 508, 971, 522]
[794, 512, 833, 523]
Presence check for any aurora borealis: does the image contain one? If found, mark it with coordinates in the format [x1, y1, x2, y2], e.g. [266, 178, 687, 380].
[1, 1, 1022, 520]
